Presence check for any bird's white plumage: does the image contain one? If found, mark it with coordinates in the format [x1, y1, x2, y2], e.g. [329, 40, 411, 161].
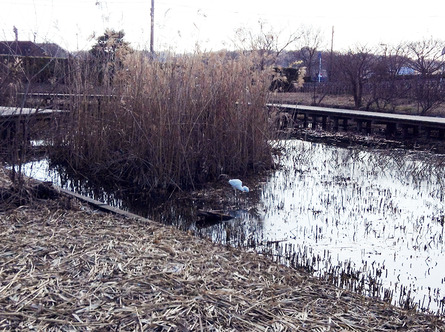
[228, 179, 249, 192]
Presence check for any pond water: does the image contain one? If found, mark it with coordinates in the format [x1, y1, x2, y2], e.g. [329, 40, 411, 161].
[21, 139, 445, 314]
[256, 140, 445, 313]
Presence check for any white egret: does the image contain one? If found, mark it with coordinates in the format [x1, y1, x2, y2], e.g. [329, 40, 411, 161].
[228, 179, 249, 193]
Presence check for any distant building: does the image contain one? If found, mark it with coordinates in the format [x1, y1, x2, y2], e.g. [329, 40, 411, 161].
[398, 66, 415, 75]
[38, 43, 70, 58]
[0, 41, 69, 58]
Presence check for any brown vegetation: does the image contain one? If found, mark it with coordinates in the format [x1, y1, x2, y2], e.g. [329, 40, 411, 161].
[0, 168, 444, 331]
[269, 91, 445, 117]
[48, 51, 276, 194]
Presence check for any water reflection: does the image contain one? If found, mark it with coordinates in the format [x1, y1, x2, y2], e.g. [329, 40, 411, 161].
[20, 139, 445, 314]
[253, 140, 445, 314]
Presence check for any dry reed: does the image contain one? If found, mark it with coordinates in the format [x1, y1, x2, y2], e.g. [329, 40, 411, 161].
[50, 51, 275, 193]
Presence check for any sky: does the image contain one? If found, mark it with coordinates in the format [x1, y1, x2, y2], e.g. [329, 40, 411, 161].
[1, 0, 445, 53]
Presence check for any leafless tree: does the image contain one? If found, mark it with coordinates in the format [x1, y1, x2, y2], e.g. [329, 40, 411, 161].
[405, 39, 445, 114]
[0, 57, 23, 106]
[234, 21, 303, 70]
[298, 26, 324, 80]
[406, 39, 444, 76]
[334, 45, 375, 108]
[364, 43, 410, 111]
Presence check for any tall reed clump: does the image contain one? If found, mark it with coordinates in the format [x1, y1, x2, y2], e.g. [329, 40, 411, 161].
[50, 51, 276, 193]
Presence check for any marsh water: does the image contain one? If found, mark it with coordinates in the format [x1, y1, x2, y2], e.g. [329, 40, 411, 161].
[22, 139, 445, 314]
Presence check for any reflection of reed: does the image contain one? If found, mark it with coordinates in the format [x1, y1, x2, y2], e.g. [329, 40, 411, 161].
[295, 139, 445, 199]
[265, 240, 441, 314]
[258, 140, 445, 314]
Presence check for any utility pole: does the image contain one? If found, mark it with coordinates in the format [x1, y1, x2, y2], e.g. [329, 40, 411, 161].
[150, 0, 154, 55]
[329, 26, 334, 81]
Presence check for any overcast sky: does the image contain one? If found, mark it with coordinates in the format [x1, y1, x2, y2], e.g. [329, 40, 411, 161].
[1, 0, 445, 53]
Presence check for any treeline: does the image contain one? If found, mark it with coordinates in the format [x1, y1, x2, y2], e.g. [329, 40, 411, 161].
[274, 39, 445, 115]
[3, 33, 445, 115]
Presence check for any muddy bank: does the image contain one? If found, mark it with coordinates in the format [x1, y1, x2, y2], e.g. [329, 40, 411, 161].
[276, 126, 445, 154]
[0, 168, 444, 331]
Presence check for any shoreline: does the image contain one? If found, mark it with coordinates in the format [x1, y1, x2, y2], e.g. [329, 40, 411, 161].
[0, 167, 444, 330]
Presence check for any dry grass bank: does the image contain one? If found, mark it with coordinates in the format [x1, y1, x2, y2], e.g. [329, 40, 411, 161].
[269, 92, 357, 110]
[0, 168, 444, 331]
[268, 92, 445, 117]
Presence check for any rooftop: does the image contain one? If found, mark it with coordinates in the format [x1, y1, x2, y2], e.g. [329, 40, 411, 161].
[0, 41, 69, 58]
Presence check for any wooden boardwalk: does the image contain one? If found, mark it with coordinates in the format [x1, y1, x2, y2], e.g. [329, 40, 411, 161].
[17, 92, 116, 110]
[268, 103, 445, 139]
[0, 106, 67, 141]
[0, 106, 67, 118]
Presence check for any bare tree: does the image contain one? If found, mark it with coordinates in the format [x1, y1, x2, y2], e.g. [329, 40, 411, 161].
[334, 46, 375, 109]
[298, 26, 324, 80]
[406, 39, 444, 76]
[364, 43, 410, 111]
[234, 21, 303, 70]
[405, 39, 445, 114]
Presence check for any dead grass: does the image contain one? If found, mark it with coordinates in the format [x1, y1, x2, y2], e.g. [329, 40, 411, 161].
[269, 92, 356, 110]
[50, 51, 275, 194]
[0, 169, 444, 331]
[268, 92, 445, 116]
